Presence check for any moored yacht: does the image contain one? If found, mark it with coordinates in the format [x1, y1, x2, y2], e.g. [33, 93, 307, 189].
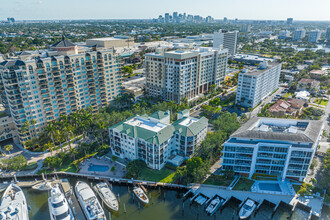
[205, 195, 225, 216]
[93, 182, 119, 212]
[239, 199, 256, 219]
[133, 187, 149, 204]
[0, 183, 29, 220]
[48, 184, 74, 220]
[75, 181, 105, 220]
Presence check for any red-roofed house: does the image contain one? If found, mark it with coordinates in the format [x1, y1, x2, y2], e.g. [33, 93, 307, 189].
[269, 99, 306, 117]
[310, 69, 326, 79]
[297, 78, 320, 92]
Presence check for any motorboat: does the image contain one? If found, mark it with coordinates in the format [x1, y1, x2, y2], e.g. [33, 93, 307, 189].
[133, 187, 149, 204]
[32, 181, 52, 191]
[75, 181, 105, 220]
[48, 184, 74, 220]
[205, 196, 224, 216]
[239, 199, 256, 219]
[93, 182, 119, 212]
[0, 184, 29, 220]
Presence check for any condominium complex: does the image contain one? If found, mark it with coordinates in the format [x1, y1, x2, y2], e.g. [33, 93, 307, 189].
[221, 117, 323, 181]
[213, 29, 238, 55]
[0, 113, 18, 142]
[287, 18, 293, 25]
[145, 47, 228, 104]
[278, 30, 291, 39]
[0, 38, 122, 142]
[109, 110, 208, 170]
[308, 30, 321, 43]
[292, 29, 306, 41]
[326, 27, 330, 41]
[235, 61, 281, 108]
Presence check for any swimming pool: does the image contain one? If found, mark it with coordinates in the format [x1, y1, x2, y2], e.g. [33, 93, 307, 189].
[88, 164, 109, 172]
[259, 183, 281, 192]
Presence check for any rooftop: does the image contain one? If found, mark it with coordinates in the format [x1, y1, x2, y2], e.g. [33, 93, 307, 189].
[240, 62, 281, 77]
[231, 117, 323, 145]
[125, 116, 167, 133]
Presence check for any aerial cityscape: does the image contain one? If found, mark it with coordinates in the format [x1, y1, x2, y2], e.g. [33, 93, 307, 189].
[0, 0, 329, 219]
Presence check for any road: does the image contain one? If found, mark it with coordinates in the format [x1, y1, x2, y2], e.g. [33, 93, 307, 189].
[250, 87, 285, 117]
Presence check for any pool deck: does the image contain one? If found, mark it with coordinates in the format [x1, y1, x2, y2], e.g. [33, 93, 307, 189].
[189, 184, 323, 217]
[78, 157, 126, 178]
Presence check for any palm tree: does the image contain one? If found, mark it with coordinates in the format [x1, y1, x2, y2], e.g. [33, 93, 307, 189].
[45, 122, 56, 146]
[97, 121, 106, 146]
[54, 129, 63, 152]
[3, 144, 13, 155]
[30, 119, 37, 136]
[20, 121, 30, 148]
[70, 148, 78, 161]
[63, 124, 74, 150]
[45, 142, 55, 156]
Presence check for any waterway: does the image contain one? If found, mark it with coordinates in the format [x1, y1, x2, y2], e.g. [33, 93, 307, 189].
[1, 177, 329, 220]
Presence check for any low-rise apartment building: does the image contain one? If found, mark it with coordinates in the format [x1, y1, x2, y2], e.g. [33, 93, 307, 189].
[235, 61, 282, 108]
[109, 110, 208, 170]
[221, 117, 323, 181]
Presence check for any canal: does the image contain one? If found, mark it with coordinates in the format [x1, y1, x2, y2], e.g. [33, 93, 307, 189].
[1, 177, 329, 220]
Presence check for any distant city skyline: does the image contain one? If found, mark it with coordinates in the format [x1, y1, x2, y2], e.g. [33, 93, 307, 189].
[1, 0, 330, 21]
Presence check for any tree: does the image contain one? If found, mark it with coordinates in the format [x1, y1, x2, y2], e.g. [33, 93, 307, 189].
[186, 157, 203, 176]
[309, 178, 317, 185]
[309, 158, 319, 171]
[45, 142, 55, 156]
[3, 145, 13, 155]
[126, 160, 145, 179]
[45, 122, 56, 146]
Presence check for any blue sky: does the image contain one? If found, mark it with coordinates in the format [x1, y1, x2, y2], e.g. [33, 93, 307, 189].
[1, 0, 329, 21]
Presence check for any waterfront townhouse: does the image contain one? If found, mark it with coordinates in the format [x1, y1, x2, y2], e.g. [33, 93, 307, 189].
[221, 117, 323, 181]
[109, 110, 208, 170]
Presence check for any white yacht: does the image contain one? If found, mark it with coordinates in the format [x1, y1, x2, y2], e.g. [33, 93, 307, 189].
[75, 181, 105, 220]
[133, 187, 149, 204]
[239, 199, 256, 219]
[93, 182, 119, 212]
[48, 185, 74, 220]
[205, 196, 224, 216]
[0, 184, 29, 220]
[32, 181, 52, 191]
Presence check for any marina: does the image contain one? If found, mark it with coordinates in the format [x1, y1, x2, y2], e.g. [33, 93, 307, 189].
[0, 173, 328, 219]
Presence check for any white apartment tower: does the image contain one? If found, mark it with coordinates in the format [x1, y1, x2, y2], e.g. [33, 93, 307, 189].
[235, 61, 282, 108]
[0, 38, 122, 143]
[222, 118, 323, 181]
[213, 29, 238, 55]
[145, 47, 228, 104]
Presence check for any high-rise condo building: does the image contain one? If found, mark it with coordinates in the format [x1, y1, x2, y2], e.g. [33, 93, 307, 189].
[145, 47, 228, 104]
[278, 30, 291, 39]
[213, 29, 238, 55]
[109, 110, 208, 170]
[221, 117, 323, 181]
[308, 30, 321, 43]
[0, 38, 122, 143]
[292, 29, 306, 41]
[235, 61, 282, 108]
[286, 18, 293, 25]
[326, 27, 330, 41]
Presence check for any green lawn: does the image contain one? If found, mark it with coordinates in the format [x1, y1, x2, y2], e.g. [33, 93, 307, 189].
[203, 174, 235, 187]
[22, 162, 38, 171]
[232, 178, 255, 191]
[58, 163, 78, 173]
[283, 92, 294, 98]
[137, 167, 177, 183]
[313, 99, 328, 106]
